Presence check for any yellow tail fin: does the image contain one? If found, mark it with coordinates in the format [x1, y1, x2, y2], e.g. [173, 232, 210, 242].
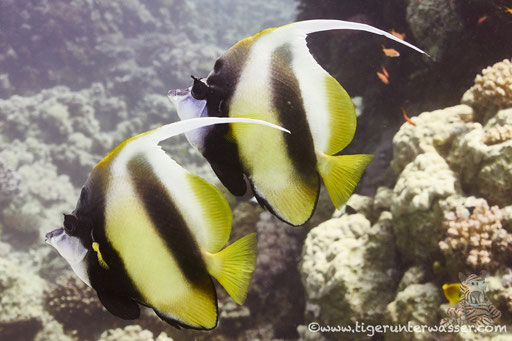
[203, 233, 257, 304]
[317, 153, 374, 208]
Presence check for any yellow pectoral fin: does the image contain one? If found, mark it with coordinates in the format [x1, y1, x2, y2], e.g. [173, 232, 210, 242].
[92, 242, 110, 270]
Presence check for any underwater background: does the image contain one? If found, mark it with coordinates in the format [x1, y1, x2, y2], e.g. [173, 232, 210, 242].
[1, 0, 512, 340]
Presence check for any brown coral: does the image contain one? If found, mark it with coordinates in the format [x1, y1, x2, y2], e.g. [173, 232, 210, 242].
[439, 197, 512, 270]
[462, 58, 512, 122]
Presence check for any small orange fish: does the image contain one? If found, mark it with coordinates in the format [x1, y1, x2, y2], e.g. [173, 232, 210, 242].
[382, 66, 389, 78]
[377, 66, 389, 85]
[382, 46, 400, 57]
[390, 29, 406, 41]
[477, 15, 488, 24]
[401, 108, 416, 126]
[506, 7, 512, 15]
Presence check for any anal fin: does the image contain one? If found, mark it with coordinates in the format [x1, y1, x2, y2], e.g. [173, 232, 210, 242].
[97, 291, 140, 320]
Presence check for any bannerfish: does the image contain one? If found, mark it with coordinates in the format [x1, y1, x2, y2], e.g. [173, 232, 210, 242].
[168, 19, 426, 226]
[45, 117, 289, 330]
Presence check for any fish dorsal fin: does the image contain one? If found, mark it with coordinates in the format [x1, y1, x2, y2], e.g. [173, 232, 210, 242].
[138, 117, 289, 146]
[267, 20, 426, 54]
[97, 117, 289, 168]
[186, 172, 232, 253]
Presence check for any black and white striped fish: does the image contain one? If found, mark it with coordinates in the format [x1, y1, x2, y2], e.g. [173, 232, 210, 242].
[45, 117, 289, 330]
[169, 20, 426, 226]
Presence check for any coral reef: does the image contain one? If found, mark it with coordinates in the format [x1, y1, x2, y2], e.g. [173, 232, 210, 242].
[0, 0, 296, 99]
[391, 152, 461, 263]
[439, 197, 512, 270]
[0, 258, 73, 341]
[98, 325, 173, 341]
[298, 58, 512, 340]
[246, 211, 306, 339]
[300, 211, 398, 336]
[44, 272, 122, 339]
[0, 157, 21, 206]
[391, 104, 475, 175]
[386, 282, 442, 341]
[462, 59, 512, 123]
[447, 108, 512, 207]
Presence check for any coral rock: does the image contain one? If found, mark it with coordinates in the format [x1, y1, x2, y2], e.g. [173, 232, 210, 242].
[462, 59, 512, 123]
[392, 152, 461, 263]
[386, 282, 442, 341]
[391, 104, 475, 175]
[300, 212, 398, 334]
[98, 325, 173, 341]
[447, 108, 512, 207]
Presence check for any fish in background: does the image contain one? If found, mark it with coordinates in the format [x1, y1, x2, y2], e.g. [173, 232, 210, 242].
[169, 20, 426, 226]
[45, 117, 289, 330]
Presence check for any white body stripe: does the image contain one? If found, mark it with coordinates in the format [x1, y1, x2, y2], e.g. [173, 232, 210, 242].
[291, 43, 331, 153]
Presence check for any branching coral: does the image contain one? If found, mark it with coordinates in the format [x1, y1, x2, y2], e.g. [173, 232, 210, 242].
[439, 197, 512, 270]
[462, 58, 512, 122]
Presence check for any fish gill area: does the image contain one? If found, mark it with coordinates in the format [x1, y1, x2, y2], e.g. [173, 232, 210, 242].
[0, 0, 512, 340]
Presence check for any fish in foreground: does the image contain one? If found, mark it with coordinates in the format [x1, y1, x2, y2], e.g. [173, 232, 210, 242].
[169, 20, 426, 225]
[443, 283, 462, 306]
[46, 117, 289, 330]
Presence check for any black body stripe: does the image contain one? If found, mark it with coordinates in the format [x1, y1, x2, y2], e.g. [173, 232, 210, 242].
[76, 165, 140, 301]
[199, 40, 255, 196]
[271, 44, 318, 181]
[127, 154, 208, 286]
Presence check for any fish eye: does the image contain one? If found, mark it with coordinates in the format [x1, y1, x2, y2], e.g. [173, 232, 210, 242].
[63, 214, 78, 236]
[191, 76, 208, 100]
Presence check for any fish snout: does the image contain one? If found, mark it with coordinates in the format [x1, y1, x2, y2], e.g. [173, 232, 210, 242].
[167, 88, 190, 103]
[45, 227, 64, 244]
